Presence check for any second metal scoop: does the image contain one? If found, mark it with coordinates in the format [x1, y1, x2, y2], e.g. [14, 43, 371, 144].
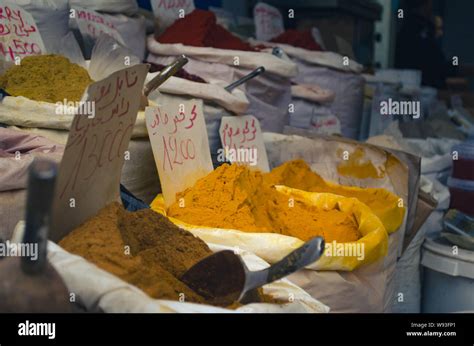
[181, 236, 325, 305]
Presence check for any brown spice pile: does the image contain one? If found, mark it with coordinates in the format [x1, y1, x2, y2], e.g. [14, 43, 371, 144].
[59, 203, 276, 307]
[60, 203, 209, 303]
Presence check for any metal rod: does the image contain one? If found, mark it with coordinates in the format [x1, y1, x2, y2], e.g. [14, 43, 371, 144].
[21, 159, 57, 275]
[143, 55, 189, 96]
[224, 66, 266, 92]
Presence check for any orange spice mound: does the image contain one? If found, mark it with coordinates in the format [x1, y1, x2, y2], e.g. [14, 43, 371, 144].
[168, 164, 361, 243]
[264, 159, 402, 230]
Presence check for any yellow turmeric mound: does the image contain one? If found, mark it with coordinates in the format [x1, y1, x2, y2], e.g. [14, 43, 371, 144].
[0, 54, 92, 103]
[336, 147, 385, 179]
[264, 159, 404, 233]
[168, 164, 361, 242]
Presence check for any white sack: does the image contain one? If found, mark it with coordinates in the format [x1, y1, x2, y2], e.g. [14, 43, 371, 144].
[391, 176, 450, 313]
[69, 12, 146, 60]
[10, 0, 70, 53]
[69, 0, 138, 15]
[249, 39, 363, 74]
[149, 74, 249, 115]
[147, 36, 298, 78]
[292, 59, 365, 139]
[289, 231, 401, 312]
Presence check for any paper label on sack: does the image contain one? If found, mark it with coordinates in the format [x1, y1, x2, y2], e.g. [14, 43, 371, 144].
[150, 0, 195, 32]
[50, 64, 149, 241]
[0, 3, 46, 61]
[72, 7, 125, 45]
[253, 2, 284, 41]
[219, 115, 270, 172]
[145, 99, 213, 207]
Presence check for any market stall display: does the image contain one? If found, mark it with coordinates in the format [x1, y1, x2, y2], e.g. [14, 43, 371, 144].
[1, 0, 472, 324]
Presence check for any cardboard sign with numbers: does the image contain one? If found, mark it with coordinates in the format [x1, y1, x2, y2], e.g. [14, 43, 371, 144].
[145, 99, 213, 207]
[219, 115, 270, 172]
[50, 64, 149, 241]
[253, 2, 284, 41]
[0, 3, 46, 61]
[72, 7, 125, 45]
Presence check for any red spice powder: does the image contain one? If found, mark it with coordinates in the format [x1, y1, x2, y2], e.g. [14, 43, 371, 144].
[149, 63, 207, 83]
[271, 29, 323, 51]
[157, 9, 255, 51]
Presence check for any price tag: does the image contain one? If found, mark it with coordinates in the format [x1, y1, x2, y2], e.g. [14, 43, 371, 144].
[219, 115, 270, 172]
[72, 7, 125, 45]
[145, 99, 213, 207]
[151, 0, 195, 32]
[0, 3, 46, 61]
[50, 64, 149, 241]
[253, 2, 284, 41]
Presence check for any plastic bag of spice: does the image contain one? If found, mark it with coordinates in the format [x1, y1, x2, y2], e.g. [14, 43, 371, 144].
[259, 132, 417, 312]
[151, 186, 388, 271]
[263, 132, 410, 234]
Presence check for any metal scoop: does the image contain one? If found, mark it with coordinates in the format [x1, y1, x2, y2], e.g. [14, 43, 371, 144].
[139, 55, 189, 109]
[224, 66, 265, 92]
[181, 236, 325, 305]
[0, 159, 72, 312]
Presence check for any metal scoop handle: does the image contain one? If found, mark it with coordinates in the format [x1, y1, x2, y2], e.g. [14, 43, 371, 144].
[243, 236, 325, 294]
[21, 160, 57, 275]
[143, 55, 189, 96]
[224, 66, 265, 92]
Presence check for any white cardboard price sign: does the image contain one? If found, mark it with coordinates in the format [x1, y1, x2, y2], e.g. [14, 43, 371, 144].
[145, 99, 213, 207]
[50, 64, 149, 241]
[253, 2, 284, 41]
[0, 3, 46, 61]
[151, 0, 195, 32]
[219, 115, 270, 172]
[72, 7, 125, 45]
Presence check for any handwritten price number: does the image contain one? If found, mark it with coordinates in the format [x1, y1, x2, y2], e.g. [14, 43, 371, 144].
[149, 104, 199, 171]
[0, 6, 42, 59]
[221, 118, 257, 150]
[156, 0, 193, 10]
[59, 69, 140, 198]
